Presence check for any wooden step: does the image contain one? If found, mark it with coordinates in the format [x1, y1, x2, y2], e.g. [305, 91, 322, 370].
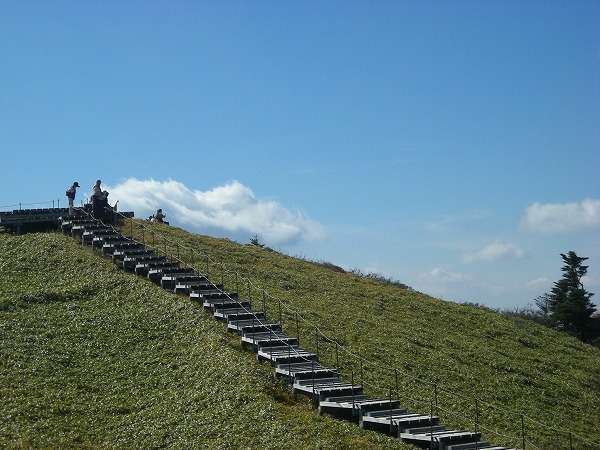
[82, 229, 118, 244]
[318, 397, 398, 422]
[400, 429, 481, 449]
[174, 282, 221, 295]
[193, 291, 238, 302]
[241, 332, 298, 350]
[228, 319, 281, 334]
[257, 345, 317, 365]
[204, 300, 250, 311]
[161, 274, 207, 290]
[445, 442, 501, 450]
[135, 262, 179, 276]
[107, 244, 145, 258]
[294, 379, 363, 401]
[147, 267, 193, 283]
[216, 310, 265, 322]
[113, 249, 152, 261]
[362, 412, 439, 436]
[275, 361, 338, 381]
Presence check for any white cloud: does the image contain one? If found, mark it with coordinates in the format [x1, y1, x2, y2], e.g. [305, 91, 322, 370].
[422, 267, 471, 283]
[582, 275, 600, 287]
[414, 267, 510, 302]
[526, 277, 550, 289]
[463, 241, 524, 263]
[424, 210, 490, 232]
[414, 267, 472, 298]
[521, 198, 600, 233]
[107, 178, 325, 245]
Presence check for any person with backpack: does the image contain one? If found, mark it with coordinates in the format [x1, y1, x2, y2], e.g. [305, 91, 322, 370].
[65, 181, 80, 216]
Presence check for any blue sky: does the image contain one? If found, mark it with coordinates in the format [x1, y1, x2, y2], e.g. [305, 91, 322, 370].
[1, 1, 599, 307]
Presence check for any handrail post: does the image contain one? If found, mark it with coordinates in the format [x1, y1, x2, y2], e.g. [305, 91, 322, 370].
[262, 289, 266, 315]
[221, 262, 224, 287]
[395, 368, 399, 400]
[434, 383, 438, 416]
[198, 252, 203, 282]
[360, 358, 364, 386]
[351, 369, 355, 419]
[312, 359, 316, 403]
[287, 342, 291, 384]
[205, 255, 209, 277]
[475, 398, 479, 450]
[569, 431, 573, 450]
[296, 312, 299, 344]
[521, 414, 526, 450]
[430, 399, 434, 450]
[335, 341, 339, 371]
[315, 327, 319, 358]
[389, 387, 393, 435]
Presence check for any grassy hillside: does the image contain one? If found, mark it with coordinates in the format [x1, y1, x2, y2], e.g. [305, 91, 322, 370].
[122, 220, 600, 449]
[0, 232, 406, 449]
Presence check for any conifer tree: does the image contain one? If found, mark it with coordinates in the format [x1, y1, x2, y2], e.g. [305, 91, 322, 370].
[548, 251, 596, 340]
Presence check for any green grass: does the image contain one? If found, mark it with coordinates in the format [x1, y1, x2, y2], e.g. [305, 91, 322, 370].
[0, 232, 407, 449]
[123, 221, 600, 449]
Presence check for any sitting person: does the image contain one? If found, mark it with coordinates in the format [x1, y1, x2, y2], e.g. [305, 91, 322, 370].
[152, 208, 166, 223]
[91, 185, 112, 220]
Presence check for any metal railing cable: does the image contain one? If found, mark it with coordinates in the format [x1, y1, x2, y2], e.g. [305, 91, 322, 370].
[105, 212, 501, 388]
[106, 212, 600, 449]
[230, 270, 600, 448]
[126, 232, 527, 448]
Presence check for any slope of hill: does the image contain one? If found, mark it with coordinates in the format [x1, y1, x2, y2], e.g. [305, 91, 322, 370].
[0, 232, 405, 448]
[122, 221, 600, 449]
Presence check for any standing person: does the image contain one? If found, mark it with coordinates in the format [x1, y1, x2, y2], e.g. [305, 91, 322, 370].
[91, 179, 102, 201]
[65, 181, 80, 216]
